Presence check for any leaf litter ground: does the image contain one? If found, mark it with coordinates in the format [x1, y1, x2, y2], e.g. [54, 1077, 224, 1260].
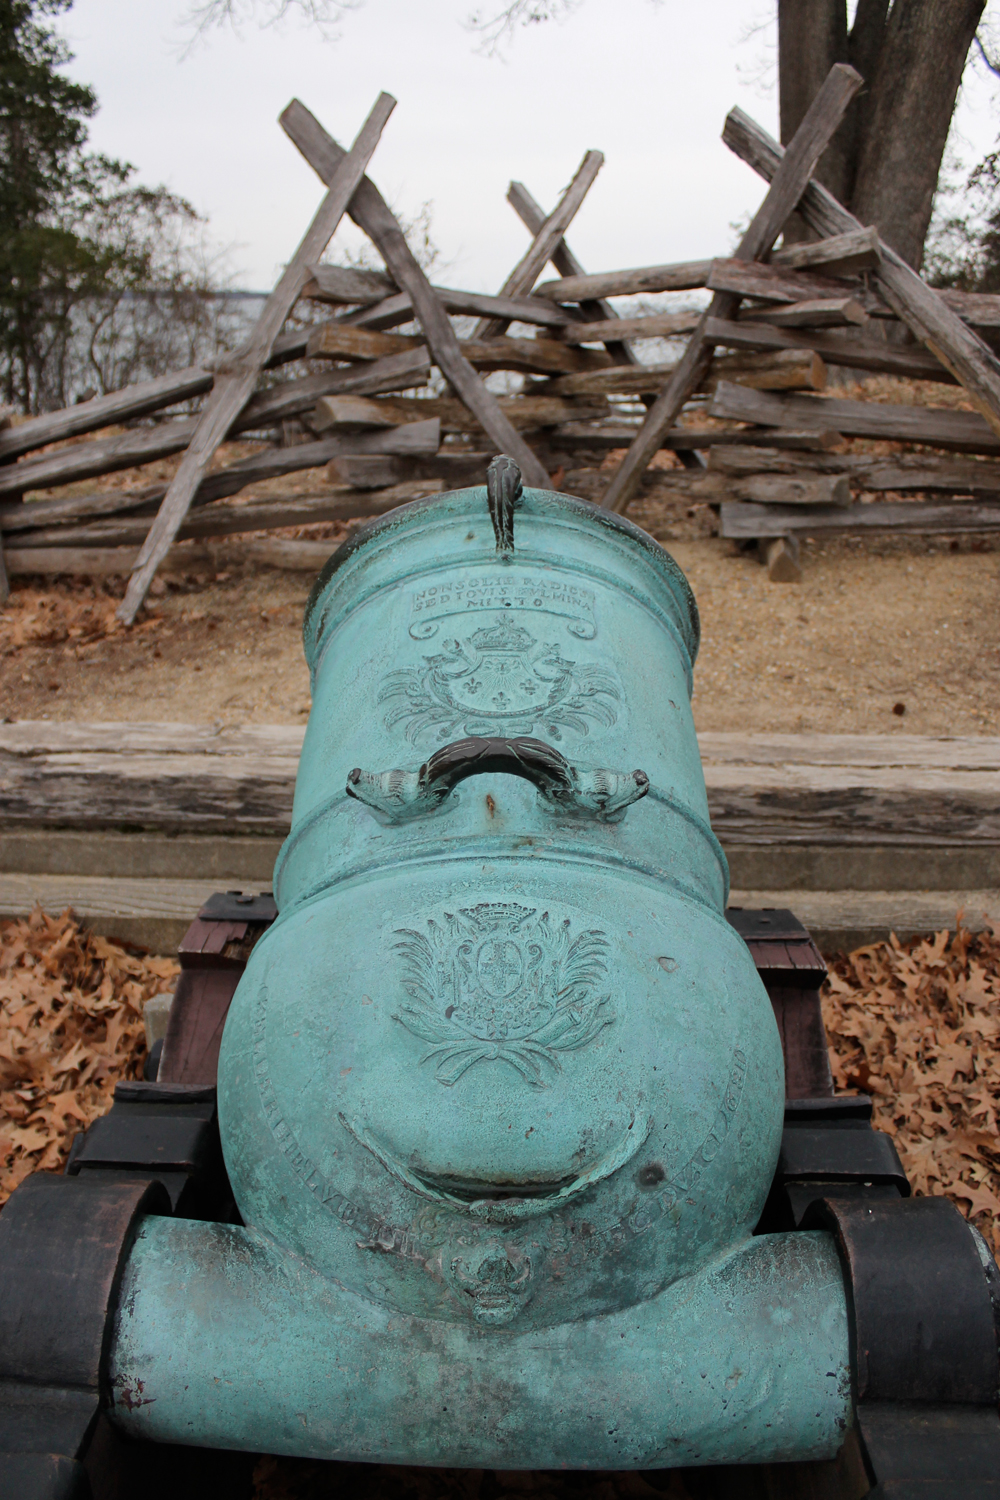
[0, 909, 997, 1497]
[0, 907, 177, 1200]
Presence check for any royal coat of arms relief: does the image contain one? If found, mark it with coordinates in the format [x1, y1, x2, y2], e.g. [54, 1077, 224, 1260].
[379, 617, 621, 744]
[393, 903, 615, 1086]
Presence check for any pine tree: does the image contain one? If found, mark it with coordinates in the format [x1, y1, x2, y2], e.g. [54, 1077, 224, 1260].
[0, 1, 213, 411]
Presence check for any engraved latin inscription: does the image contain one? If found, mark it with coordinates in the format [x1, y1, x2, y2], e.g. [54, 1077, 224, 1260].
[410, 574, 597, 639]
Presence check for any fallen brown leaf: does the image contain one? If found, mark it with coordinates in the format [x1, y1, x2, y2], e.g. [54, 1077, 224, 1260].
[823, 919, 1000, 1256]
[0, 907, 178, 1204]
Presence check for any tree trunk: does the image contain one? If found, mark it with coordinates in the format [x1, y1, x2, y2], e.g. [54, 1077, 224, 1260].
[844, 0, 890, 202]
[851, 0, 984, 269]
[778, 0, 850, 205]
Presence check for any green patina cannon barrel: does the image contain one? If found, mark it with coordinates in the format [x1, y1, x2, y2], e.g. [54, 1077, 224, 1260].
[106, 465, 853, 1466]
[217, 463, 786, 1330]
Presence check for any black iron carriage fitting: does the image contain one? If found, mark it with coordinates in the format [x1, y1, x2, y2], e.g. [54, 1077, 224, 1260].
[0, 896, 998, 1498]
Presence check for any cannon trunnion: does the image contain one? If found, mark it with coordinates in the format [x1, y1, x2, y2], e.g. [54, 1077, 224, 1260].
[1, 467, 998, 1496]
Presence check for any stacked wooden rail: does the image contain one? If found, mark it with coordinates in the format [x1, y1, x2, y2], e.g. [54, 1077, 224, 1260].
[4, 65, 1000, 603]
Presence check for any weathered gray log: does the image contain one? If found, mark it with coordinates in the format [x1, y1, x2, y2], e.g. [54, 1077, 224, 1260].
[280, 100, 548, 488]
[533, 261, 713, 304]
[740, 297, 868, 328]
[601, 64, 863, 515]
[460, 337, 611, 375]
[761, 535, 802, 582]
[300, 263, 396, 304]
[708, 257, 886, 311]
[709, 380, 1000, 454]
[337, 285, 572, 332]
[4, 539, 346, 581]
[0, 348, 432, 500]
[118, 91, 397, 625]
[0, 484, 166, 534]
[326, 455, 407, 489]
[4, 483, 445, 581]
[12, 457, 442, 548]
[3, 721, 998, 846]
[197, 419, 438, 503]
[735, 473, 852, 507]
[541, 348, 827, 398]
[546, 426, 841, 453]
[305, 324, 421, 360]
[704, 316, 951, 383]
[0, 328, 309, 467]
[720, 498, 1000, 538]
[721, 108, 1000, 447]
[311, 392, 609, 435]
[769, 226, 881, 276]
[312, 394, 399, 429]
[471, 151, 604, 339]
[241, 347, 431, 428]
[307, 323, 613, 375]
[707, 443, 1000, 497]
[0, 420, 200, 498]
[556, 312, 701, 345]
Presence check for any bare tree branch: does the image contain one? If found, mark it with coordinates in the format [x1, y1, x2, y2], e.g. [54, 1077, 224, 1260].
[465, 0, 582, 57]
[179, 0, 361, 50]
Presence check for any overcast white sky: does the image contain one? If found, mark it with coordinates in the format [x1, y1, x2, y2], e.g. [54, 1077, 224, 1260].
[62, 0, 1000, 293]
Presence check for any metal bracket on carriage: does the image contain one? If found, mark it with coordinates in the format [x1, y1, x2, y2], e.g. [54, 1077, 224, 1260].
[346, 734, 649, 824]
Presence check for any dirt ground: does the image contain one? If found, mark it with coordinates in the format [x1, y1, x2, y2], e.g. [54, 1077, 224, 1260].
[2, 518, 998, 737]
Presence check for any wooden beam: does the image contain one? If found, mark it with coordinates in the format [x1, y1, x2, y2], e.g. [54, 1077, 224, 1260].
[117, 91, 397, 626]
[704, 316, 951, 383]
[239, 347, 431, 427]
[459, 337, 611, 376]
[545, 425, 841, 453]
[537, 348, 827, 398]
[305, 323, 612, 376]
[0, 330, 308, 466]
[557, 312, 701, 345]
[300, 263, 396, 304]
[310, 392, 610, 435]
[769, 226, 881, 276]
[306, 325, 422, 361]
[4, 483, 446, 577]
[16, 421, 440, 545]
[720, 107, 1000, 447]
[335, 285, 572, 332]
[734, 473, 852, 507]
[0, 348, 432, 499]
[12, 449, 442, 549]
[760, 535, 802, 582]
[3, 721, 998, 846]
[708, 257, 885, 310]
[280, 100, 548, 488]
[709, 380, 1000, 454]
[600, 64, 863, 515]
[533, 261, 713, 304]
[740, 296, 868, 328]
[720, 497, 1000, 539]
[471, 151, 604, 338]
